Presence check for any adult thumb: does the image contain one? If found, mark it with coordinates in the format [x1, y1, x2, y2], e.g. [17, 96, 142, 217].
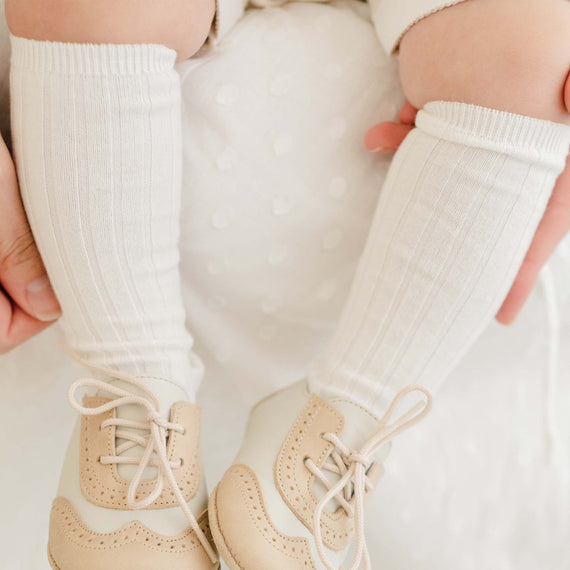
[0, 137, 61, 322]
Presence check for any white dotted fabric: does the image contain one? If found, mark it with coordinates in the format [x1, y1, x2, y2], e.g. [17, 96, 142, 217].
[178, 1, 402, 398]
[1, 2, 569, 569]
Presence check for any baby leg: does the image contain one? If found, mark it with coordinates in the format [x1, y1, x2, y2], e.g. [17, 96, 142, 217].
[309, 0, 570, 415]
[8, 0, 214, 396]
[9, 2, 223, 568]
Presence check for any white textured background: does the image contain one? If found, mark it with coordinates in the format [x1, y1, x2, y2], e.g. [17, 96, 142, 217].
[0, 2, 569, 569]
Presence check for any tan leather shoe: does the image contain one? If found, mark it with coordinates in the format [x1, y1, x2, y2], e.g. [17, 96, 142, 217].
[48, 347, 219, 570]
[209, 381, 431, 570]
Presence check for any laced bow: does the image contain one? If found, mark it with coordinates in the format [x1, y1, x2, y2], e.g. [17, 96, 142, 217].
[307, 384, 432, 570]
[61, 343, 218, 565]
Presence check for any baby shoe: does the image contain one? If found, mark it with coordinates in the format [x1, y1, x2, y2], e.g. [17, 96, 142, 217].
[209, 380, 431, 570]
[48, 346, 219, 570]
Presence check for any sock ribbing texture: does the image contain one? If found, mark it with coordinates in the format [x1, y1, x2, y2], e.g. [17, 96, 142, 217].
[10, 36, 202, 397]
[309, 101, 570, 416]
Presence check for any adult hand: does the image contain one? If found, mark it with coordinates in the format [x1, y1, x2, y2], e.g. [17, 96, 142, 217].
[365, 103, 570, 325]
[0, 135, 61, 353]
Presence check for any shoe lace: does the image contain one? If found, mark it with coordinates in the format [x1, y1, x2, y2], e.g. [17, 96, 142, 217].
[305, 385, 432, 570]
[60, 343, 218, 565]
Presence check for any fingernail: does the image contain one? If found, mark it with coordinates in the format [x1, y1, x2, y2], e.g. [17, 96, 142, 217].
[26, 275, 61, 321]
[370, 146, 388, 153]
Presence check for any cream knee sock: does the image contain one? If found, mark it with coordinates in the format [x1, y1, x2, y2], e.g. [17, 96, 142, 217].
[10, 37, 202, 396]
[309, 102, 570, 415]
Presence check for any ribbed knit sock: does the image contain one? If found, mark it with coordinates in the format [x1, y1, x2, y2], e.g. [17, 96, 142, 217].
[10, 36, 202, 397]
[309, 101, 570, 416]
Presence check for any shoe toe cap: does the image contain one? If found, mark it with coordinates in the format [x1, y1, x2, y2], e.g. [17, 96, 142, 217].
[48, 497, 217, 570]
[210, 464, 316, 570]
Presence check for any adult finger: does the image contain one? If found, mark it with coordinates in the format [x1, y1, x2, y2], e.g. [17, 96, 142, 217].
[399, 102, 419, 125]
[0, 136, 61, 322]
[496, 154, 570, 324]
[0, 284, 53, 354]
[365, 122, 414, 153]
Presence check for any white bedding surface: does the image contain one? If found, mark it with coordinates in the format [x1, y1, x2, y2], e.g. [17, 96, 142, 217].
[0, 3, 569, 568]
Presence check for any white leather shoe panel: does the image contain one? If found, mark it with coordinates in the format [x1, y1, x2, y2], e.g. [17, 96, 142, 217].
[57, 417, 208, 535]
[95, 374, 188, 481]
[233, 380, 350, 569]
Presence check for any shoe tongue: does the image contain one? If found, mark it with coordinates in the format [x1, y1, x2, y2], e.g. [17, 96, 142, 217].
[328, 399, 379, 450]
[95, 375, 188, 481]
[312, 397, 391, 511]
[107, 375, 188, 419]
[328, 398, 392, 466]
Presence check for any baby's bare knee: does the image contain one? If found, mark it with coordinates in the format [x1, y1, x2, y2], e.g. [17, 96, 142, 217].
[399, 0, 570, 124]
[6, 0, 215, 61]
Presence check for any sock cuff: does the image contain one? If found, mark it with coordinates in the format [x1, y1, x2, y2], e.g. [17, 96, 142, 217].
[10, 34, 177, 75]
[417, 101, 570, 168]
